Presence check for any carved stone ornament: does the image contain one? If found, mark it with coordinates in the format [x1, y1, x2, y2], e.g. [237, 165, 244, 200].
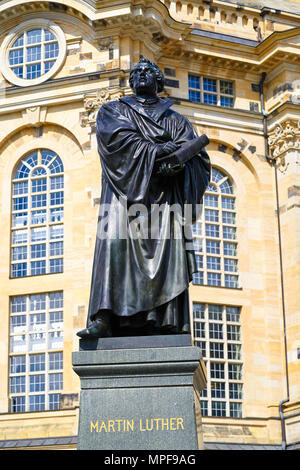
[268, 120, 300, 172]
[80, 88, 124, 129]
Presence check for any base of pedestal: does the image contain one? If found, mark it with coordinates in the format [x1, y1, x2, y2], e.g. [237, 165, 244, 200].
[72, 335, 206, 450]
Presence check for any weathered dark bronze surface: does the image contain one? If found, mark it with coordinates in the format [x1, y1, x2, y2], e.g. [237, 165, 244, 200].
[77, 57, 210, 339]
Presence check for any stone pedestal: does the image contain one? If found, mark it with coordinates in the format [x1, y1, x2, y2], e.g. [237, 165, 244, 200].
[72, 335, 206, 450]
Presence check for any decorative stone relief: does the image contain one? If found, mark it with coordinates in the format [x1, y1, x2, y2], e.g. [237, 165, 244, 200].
[21, 106, 48, 126]
[80, 88, 124, 130]
[97, 37, 114, 51]
[268, 120, 300, 173]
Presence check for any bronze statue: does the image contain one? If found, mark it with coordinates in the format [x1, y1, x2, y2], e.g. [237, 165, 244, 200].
[77, 57, 210, 339]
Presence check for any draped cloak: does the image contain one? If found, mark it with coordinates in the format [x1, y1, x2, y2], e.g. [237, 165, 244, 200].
[86, 95, 210, 331]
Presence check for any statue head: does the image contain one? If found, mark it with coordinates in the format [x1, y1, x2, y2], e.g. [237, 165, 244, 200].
[129, 56, 165, 96]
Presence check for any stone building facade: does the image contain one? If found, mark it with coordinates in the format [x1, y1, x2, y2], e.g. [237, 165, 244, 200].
[0, 0, 299, 450]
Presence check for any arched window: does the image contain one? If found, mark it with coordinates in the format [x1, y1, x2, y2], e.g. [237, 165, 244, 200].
[192, 167, 238, 288]
[11, 150, 64, 278]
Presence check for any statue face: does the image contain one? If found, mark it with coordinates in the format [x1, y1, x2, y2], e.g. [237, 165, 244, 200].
[131, 63, 158, 96]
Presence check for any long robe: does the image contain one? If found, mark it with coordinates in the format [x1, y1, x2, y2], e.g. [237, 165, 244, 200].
[86, 95, 210, 333]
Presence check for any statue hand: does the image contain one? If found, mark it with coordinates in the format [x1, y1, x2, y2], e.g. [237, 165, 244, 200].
[156, 141, 179, 157]
[158, 162, 185, 177]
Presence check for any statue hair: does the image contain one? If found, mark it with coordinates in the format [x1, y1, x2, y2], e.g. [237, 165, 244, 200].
[129, 55, 165, 93]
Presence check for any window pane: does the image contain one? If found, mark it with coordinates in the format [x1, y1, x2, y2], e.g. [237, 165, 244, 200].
[49, 372, 63, 391]
[224, 258, 238, 272]
[10, 334, 26, 353]
[27, 45, 42, 62]
[49, 258, 63, 273]
[44, 42, 59, 59]
[31, 260, 46, 275]
[211, 381, 225, 398]
[222, 197, 235, 210]
[203, 78, 217, 92]
[30, 353, 45, 372]
[13, 181, 28, 195]
[207, 272, 221, 286]
[49, 393, 61, 410]
[26, 63, 41, 79]
[222, 211, 236, 224]
[50, 241, 63, 257]
[228, 343, 242, 361]
[29, 313, 46, 332]
[32, 194, 47, 208]
[207, 256, 221, 270]
[50, 225, 63, 240]
[209, 323, 223, 339]
[195, 254, 203, 270]
[50, 191, 64, 206]
[31, 243, 46, 259]
[227, 325, 241, 341]
[206, 224, 219, 238]
[204, 93, 217, 105]
[30, 294, 46, 311]
[48, 331, 64, 349]
[12, 212, 28, 228]
[49, 352, 63, 370]
[228, 363, 242, 380]
[229, 383, 243, 400]
[204, 194, 218, 207]
[12, 230, 28, 245]
[29, 394, 45, 411]
[220, 80, 234, 95]
[29, 374, 45, 392]
[192, 271, 204, 285]
[13, 197, 28, 211]
[27, 29, 42, 44]
[194, 322, 205, 339]
[50, 207, 64, 223]
[12, 246, 27, 261]
[208, 304, 222, 321]
[10, 315, 27, 334]
[189, 90, 201, 102]
[188, 75, 200, 89]
[32, 178, 47, 193]
[11, 396, 26, 413]
[29, 332, 46, 351]
[226, 306, 240, 323]
[193, 303, 205, 320]
[206, 240, 220, 254]
[212, 401, 226, 417]
[50, 176, 64, 190]
[10, 355, 26, 374]
[49, 311, 63, 329]
[210, 342, 224, 359]
[205, 209, 219, 222]
[230, 402, 242, 418]
[224, 242, 237, 256]
[223, 226, 236, 240]
[225, 274, 239, 288]
[31, 227, 46, 242]
[10, 376, 26, 394]
[220, 96, 234, 108]
[210, 362, 225, 379]
[49, 292, 63, 309]
[31, 210, 46, 225]
[11, 296, 27, 313]
[11, 263, 27, 278]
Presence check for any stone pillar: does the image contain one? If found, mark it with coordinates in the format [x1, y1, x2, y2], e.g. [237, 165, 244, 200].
[268, 120, 300, 439]
[72, 335, 206, 450]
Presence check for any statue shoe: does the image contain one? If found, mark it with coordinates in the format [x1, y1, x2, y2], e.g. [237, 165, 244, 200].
[76, 318, 112, 338]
